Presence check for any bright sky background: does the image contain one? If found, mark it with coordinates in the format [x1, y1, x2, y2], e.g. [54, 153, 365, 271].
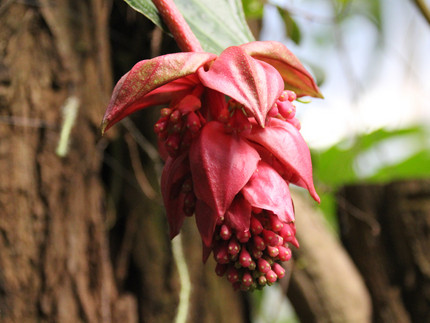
[261, 0, 430, 150]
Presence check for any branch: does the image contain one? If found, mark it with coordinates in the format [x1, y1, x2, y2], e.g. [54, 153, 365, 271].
[412, 0, 430, 26]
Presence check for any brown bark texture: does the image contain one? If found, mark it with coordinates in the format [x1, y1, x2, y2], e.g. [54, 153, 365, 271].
[338, 179, 430, 323]
[0, 0, 135, 322]
[287, 191, 372, 323]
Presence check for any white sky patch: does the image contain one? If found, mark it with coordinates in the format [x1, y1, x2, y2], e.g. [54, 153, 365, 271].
[353, 133, 430, 178]
[261, 0, 430, 150]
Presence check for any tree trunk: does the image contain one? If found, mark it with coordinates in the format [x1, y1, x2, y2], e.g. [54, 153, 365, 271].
[287, 191, 372, 323]
[0, 1, 135, 322]
[337, 179, 430, 323]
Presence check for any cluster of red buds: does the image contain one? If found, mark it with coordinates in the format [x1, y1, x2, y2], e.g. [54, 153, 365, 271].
[213, 209, 297, 291]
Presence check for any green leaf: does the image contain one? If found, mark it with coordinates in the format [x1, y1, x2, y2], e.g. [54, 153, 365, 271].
[370, 150, 430, 182]
[312, 125, 430, 231]
[276, 6, 301, 45]
[314, 125, 430, 187]
[242, 0, 264, 19]
[124, 0, 165, 30]
[124, 0, 255, 55]
[333, 0, 382, 32]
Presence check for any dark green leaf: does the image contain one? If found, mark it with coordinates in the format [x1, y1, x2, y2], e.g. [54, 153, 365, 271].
[124, 0, 255, 55]
[124, 0, 165, 29]
[276, 6, 301, 45]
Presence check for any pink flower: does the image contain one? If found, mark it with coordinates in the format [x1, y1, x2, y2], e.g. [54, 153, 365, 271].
[102, 41, 321, 134]
[102, 41, 321, 290]
[186, 95, 319, 290]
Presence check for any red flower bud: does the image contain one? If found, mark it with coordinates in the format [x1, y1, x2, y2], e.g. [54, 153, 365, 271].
[258, 275, 267, 286]
[228, 237, 241, 256]
[278, 246, 292, 262]
[242, 271, 253, 287]
[214, 243, 229, 264]
[171, 119, 183, 133]
[220, 224, 232, 240]
[258, 258, 271, 274]
[226, 266, 240, 283]
[277, 100, 295, 119]
[272, 263, 285, 279]
[216, 215, 225, 225]
[236, 230, 251, 243]
[253, 235, 266, 251]
[267, 246, 279, 258]
[286, 90, 297, 101]
[165, 134, 181, 156]
[279, 223, 294, 242]
[186, 111, 201, 133]
[160, 108, 172, 117]
[154, 118, 168, 134]
[251, 247, 263, 259]
[250, 217, 263, 235]
[269, 214, 283, 232]
[262, 229, 282, 247]
[265, 270, 278, 283]
[169, 109, 182, 123]
[239, 248, 252, 268]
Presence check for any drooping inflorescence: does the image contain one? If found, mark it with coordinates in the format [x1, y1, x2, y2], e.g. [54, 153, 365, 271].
[213, 209, 296, 291]
[102, 23, 321, 291]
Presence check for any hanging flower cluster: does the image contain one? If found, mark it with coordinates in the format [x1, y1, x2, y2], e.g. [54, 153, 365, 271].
[102, 41, 321, 291]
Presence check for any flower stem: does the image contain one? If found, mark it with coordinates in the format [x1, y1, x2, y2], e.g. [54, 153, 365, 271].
[172, 234, 191, 323]
[152, 0, 203, 52]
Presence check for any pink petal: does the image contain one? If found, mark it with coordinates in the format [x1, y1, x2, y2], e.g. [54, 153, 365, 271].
[242, 161, 294, 223]
[195, 199, 218, 247]
[161, 154, 190, 239]
[225, 195, 252, 232]
[198, 46, 284, 127]
[243, 118, 320, 202]
[240, 41, 323, 99]
[189, 121, 260, 218]
[138, 74, 201, 109]
[102, 52, 216, 133]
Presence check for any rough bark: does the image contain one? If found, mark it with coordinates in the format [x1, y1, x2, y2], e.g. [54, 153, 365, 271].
[287, 191, 372, 323]
[0, 1, 137, 322]
[338, 179, 430, 323]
